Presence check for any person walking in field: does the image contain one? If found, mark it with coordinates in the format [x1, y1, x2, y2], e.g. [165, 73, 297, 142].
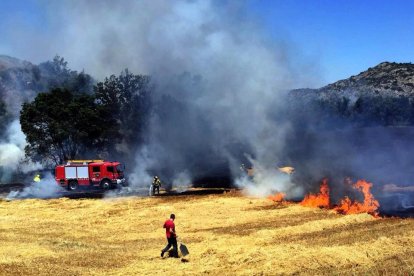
[161, 213, 178, 258]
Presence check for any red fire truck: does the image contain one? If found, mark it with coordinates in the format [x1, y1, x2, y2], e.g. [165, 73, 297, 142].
[55, 160, 126, 191]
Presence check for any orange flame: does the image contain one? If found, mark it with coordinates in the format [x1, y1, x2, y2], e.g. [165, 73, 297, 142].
[268, 192, 286, 202]
[300, 178, 330, 208]
[334, 180, 380, 216]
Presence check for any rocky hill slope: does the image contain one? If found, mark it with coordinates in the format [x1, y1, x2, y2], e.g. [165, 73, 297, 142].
[0, 55, 33, 71]
[322, 62, 414, 95]
[0, 55, 41, 117]
[289, 62, 414, 127]
[0, 55, 93, 118]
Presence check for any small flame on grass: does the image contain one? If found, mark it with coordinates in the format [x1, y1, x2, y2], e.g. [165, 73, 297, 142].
[334, 180, 380, 217]
[268, 192, 286, 203]
[300, 178, 330, 208]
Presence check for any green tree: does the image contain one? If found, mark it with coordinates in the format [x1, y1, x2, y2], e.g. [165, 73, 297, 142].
[38, 55, 94, 94]
[94, 69, 152, 150]
[20, 88, 117, 165]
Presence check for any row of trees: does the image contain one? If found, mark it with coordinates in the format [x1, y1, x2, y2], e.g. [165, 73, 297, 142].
[20, 60, 152, 165]
[288, 93, 414, 130]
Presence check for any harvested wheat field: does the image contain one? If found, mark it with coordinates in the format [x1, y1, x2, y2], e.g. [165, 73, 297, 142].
[1, 191, 414, 275]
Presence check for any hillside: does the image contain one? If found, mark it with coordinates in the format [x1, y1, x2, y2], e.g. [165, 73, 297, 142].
[0, 55, 39, 117]
[0, 55, 33, 72]
[289, 62, 414, 127]
[0, 55, 93, 118]
[0, 192, 413, 275]
[322, 62, 414, 96]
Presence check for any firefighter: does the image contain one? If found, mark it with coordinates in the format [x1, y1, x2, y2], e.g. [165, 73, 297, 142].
[33, 174, 41, 183]
[152, 176, 162, 195]
[240, 163, 246, 173]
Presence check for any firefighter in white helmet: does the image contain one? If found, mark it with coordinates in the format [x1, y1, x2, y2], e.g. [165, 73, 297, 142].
[33, 174, 41, 183]
[152, 176, 162, 195]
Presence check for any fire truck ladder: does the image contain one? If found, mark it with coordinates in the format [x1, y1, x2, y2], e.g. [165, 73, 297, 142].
[66, 160, 104, 165]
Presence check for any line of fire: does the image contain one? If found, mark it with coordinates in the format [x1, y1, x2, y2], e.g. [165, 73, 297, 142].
[2, 156, 414, 218]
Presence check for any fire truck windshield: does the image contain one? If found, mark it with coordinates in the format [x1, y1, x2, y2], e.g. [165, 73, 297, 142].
[116, 164, 124, 173]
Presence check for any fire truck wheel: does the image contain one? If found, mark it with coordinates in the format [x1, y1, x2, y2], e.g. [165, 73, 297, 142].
[68, 180, 78, 191]
[101, 179, 111, 190]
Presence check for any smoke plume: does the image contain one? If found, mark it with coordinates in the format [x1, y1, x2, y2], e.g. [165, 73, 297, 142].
[6, 172, 63, 200]
[0, 120, 41, 182]
[12, 0, 317, 196]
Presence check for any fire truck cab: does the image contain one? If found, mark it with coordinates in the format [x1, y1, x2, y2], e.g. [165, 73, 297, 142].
[55, 160, 126, 191]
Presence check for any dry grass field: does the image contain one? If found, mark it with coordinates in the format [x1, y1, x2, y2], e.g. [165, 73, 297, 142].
[1, 190, 414, 275]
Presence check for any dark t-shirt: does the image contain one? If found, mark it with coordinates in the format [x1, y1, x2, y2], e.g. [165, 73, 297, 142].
[164, 219, 175, 238]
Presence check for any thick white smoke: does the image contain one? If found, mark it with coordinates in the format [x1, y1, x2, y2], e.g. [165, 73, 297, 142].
[0, 120, 42, 182]
[6, 172, 63, 200]
[0, 120, 26, 168]
[172, 171, 192, 192]
[236, 157, 303, 198]
[126, 146, 155, 194]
